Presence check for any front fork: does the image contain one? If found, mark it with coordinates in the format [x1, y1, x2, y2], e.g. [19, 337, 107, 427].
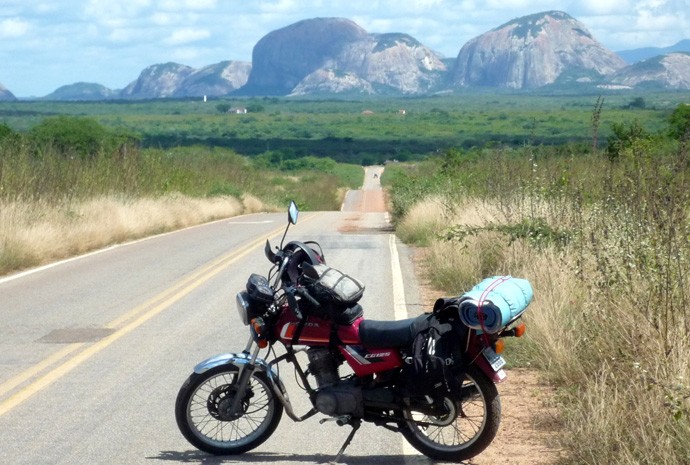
[225, 340, 262, 418]
[193, 336, 317, 423]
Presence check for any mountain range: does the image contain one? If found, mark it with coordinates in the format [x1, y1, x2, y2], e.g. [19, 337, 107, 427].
[1, 11, 689, 101]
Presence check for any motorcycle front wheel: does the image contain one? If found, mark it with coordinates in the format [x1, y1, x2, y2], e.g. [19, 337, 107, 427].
[175, 364, 283, 455]
[400, 366, 500, 462]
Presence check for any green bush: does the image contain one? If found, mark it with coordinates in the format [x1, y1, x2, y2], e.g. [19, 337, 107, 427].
[28, 116, 136, 158]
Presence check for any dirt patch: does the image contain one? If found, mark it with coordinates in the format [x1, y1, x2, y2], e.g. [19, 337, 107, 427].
[362, 189, 387, 213]
[470, 369, 562, 465]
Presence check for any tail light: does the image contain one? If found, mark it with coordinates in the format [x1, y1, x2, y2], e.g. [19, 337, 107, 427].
[513, 322, 526, 337]
[494, 339, 505, 354]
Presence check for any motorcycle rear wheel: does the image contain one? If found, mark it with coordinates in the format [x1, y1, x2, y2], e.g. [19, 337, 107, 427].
[400, 366, 500, 462]
[175, 364, 283, 455]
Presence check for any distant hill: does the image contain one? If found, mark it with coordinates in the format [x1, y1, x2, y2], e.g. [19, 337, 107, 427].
[173, 61, 252, 97]
[9, 12, 690, 99]
[0, 82, 16, 101]
[451, 11, 626, 89]
[616, 39, 690, 64]
[44, 82, 119, 101]
[239, 17, 446, 96]
[610, 52, 690, 89]
[119, 60, 251, 99]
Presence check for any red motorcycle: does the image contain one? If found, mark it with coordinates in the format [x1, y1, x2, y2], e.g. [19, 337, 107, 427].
[175, 201, 531, 463]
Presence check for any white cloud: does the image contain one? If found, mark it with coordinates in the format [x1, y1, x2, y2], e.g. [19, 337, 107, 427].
[158, 0, 217, 11]
[0, 18, 30, 38]
[165, 28, 211, 45]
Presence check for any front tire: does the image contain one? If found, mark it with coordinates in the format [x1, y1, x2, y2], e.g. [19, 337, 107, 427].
[175, 364, 283, 455]
[400, 366, 500, 462]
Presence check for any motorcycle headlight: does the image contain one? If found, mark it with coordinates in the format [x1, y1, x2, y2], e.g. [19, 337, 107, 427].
[236, 291, 251, 326]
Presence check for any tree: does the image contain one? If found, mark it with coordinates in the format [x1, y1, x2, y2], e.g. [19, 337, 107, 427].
[606, 120, 650, 162]
[669, 103, 690, 140]
[29, 116, 112, 157]
[0, 123, 14, 141]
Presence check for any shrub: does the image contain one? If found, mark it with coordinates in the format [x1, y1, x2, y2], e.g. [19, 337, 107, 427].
[28, 116, 136, 158]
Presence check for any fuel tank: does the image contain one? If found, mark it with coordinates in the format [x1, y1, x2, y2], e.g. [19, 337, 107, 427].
[276, 308, 403, 377]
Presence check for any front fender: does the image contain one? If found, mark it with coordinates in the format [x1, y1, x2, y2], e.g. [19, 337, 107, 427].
[194, 352, 276, 377]
[193, 352, 305, 422]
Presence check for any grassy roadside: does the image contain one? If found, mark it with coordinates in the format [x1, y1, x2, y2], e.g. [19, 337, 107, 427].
[384, 137, 690, 464]
[0, 137, 363, 276]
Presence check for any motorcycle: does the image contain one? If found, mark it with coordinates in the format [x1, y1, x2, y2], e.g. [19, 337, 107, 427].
[175, 200, 531, 463]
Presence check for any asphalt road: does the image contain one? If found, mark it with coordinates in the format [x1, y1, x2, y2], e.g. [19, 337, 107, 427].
[0, 170, 433, 465]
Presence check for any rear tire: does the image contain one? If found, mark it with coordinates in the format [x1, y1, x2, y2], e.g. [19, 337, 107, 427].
[400, 366, 500, 462]
[175, 364, 283, 455]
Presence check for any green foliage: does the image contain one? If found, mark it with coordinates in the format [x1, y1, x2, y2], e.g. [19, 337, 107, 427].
[2, 92, 687, 166]
[625, 96, 647, 109]
[605, 120, 655, 161]
[216, 103, 231, 113]
[28, 116, 136, 158]
[0, 122, 14, 141]
[669, 103, 690, 140]
[444, 217, 574, 248]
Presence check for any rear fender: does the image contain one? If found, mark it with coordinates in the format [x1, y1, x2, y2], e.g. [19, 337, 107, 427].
[473, 356, 507, 383]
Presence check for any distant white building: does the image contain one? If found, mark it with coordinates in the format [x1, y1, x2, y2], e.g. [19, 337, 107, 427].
[228, 107, 247, 114]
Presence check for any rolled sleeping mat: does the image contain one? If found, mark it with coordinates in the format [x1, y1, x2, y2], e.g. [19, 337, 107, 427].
[457, 276, 533, 333]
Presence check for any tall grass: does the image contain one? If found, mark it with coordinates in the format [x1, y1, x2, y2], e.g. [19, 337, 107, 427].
[0, 138, 360, 275]
[387, 135, 690, 464]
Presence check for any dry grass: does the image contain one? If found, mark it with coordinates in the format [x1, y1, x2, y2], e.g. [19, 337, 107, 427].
[402, 194, 690, 465]
[0, 194, 270, 275]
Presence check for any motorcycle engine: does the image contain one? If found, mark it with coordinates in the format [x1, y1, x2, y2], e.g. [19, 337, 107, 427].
[307, 348, 363, 417]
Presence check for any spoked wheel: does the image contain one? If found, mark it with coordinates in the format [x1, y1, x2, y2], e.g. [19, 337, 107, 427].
[175, 364, 283, 455]
[400, 366, 501, 462]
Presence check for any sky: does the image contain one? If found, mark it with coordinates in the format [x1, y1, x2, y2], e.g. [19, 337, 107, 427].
[1, 0, 689, 97]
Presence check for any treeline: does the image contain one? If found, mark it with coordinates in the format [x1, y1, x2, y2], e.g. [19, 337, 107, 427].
[0, 116, 362, 211]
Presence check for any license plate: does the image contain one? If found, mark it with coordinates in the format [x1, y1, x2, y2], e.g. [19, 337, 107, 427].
[482, 347, 506, 371]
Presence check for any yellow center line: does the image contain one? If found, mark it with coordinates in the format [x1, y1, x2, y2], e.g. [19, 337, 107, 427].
[0, 343, 84, 399]
[0, 212, 320, 417]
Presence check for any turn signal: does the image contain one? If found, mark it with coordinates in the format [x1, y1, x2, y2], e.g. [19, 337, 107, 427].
[514, 322, 526, 337]
[251, 318, 269, 348]
[494, 339, 505, 354]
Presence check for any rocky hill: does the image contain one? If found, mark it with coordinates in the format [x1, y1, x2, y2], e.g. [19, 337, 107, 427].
[120, 60, 250, 99]
[0, 82, 16, 101]
[617, 39, 690, 64]
[44, 82, 119, 101]
[240, 18, 446, 96]
[5, 11, 689, 99]
[121, 62, 193, 99]
[171, 61, 252, 97]
[610, 52, 690, 89]
[451, 11, 627, 89]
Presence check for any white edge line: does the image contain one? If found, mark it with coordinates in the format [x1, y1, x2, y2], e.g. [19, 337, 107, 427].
[388, 233, 420, 458]
[389, 234, 408, 322]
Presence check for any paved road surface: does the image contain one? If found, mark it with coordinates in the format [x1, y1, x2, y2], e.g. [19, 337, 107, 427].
[0, 168, 434, 465]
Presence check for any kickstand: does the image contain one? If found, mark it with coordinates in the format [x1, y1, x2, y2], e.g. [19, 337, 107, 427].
[329, 419, 361, 465]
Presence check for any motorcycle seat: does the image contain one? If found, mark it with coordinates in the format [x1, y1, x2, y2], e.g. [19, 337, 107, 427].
[358, 314, 428, 348]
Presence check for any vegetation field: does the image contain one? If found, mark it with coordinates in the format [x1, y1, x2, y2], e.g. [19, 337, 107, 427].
[2, 91, 690, 463]
[384, 102, 690, 464]
[1, 92, 688, 165]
